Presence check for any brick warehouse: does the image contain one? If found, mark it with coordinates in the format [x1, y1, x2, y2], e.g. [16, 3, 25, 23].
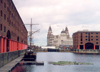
[73, 31, 100, 50]
[0, 0, 28, 53]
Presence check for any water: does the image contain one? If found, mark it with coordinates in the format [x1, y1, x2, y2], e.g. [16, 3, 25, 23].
[12, 52, 100, 72]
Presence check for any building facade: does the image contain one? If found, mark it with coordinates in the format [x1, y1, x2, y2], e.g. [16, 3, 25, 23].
[73, 31, 100, 50]
[0, 0, 28, 53]
[47, 26, 73, 48]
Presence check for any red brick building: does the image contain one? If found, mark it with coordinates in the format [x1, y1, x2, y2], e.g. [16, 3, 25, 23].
[73, 31, 100, 50]
[0, 0, 28, 53]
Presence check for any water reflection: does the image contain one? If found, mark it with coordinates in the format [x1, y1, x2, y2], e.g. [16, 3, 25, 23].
[12, 52, 100, 72]
[12, 64, 25, 72]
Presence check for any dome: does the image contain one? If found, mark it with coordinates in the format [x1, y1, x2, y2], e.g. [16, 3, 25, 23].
[61, 31, 66, 33]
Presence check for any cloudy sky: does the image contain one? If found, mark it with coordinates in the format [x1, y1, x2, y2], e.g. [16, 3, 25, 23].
[13, 0, 100, 46]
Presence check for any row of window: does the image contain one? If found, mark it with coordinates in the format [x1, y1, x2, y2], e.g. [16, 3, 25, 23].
[1, 10, 6, 20]
[81, 38, 99, 41]
[85, 36, 98, 37]
[0, 10, 26, 33]
[0, 1, 27, 39]
[0, 0, 6, 8]
[0, 0, 15, 19]
[81, 42, 98, 44]
[85, 33, 98, 34]
[1, 10, 19, 31]
[0, 24, 6, 32]
[85, 39, 98, 41]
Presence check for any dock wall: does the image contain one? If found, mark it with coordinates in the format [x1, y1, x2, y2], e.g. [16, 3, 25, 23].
[76, 49, 100, 53]
[0, 50, 26, 68]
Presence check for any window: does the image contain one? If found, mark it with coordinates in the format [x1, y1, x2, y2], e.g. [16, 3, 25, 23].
[7, 17, 9, 22]
[96, 42, 98, 44]
[86, 39, 87, 41]
[12, 14, 13, 18]
[0, 24, 2, 31]
[81, 33, 82, 35]
[1, 0, 2, 3]
[4, 26, 6, 32]
[56, 36, 58, 38]
[96, 33, 98, 34]
[81, 42, 83, 44]
[0, 10, 2, 16]
[85, 36, 87, 37]
[96, 39, 98, 41]
[91, 39, 93, 41]
[96, 36, 98, 38]
[86, 33, 87, 34]
[4, 14, 6, 20]
[4, 3, 6, 8]
[88, 33, 90, 35]
[91, 33, 93, 34]
[91, 36, 93, 37]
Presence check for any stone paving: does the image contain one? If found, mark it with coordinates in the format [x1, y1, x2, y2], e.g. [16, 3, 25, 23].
[0, 56, 23, 72]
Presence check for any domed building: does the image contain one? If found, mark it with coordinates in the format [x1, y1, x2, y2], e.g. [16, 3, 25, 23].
[47, 26, 73, 48]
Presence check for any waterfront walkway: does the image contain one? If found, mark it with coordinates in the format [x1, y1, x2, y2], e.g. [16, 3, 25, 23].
[0, 56, 23, 72]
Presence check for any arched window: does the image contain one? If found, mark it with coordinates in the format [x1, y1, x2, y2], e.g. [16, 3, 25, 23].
[85, 43, 94, 49]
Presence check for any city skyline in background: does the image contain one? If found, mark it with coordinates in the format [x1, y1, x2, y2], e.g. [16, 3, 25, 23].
[13, 0, 100, 46]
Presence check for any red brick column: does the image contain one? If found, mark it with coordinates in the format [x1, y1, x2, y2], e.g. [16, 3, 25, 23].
[9, 39, 11, 51]
[15, 42, 16, 50]
[4, 38, 7, 52]
[18, 42, 20, 50]
[12, 41, 15, 51]
[17, 42, 18, 50]
[78, 45, 80, 49]
[13, 41, 16, 51]
[99, 45, 100, 50]
[83, 45, 85, 49]
[19, 43, 21, 50]
[13, 41, 15, 51]
[11, 40, 13, 51]
[0, 37, 4, 53]
[94, 45, 95, 50]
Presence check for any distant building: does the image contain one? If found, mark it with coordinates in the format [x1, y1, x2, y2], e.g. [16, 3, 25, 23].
[47, 26, 73, 48]
[41, 46, 56, 49]
[73, 31, 100, 50]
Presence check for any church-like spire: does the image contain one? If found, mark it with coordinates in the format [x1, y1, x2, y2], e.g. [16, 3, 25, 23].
[65, 26, 70, 38]
[48, 26, 52, 32]
[65, 27, 68, 31]
[48, 26, 52, 34]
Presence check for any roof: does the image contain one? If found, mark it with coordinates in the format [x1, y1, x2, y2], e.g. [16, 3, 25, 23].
[73, 30, 100, 35]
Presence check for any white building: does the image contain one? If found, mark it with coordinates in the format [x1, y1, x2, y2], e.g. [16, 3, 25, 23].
[47, 26, 73, 48]
[41, 46, 56, 49]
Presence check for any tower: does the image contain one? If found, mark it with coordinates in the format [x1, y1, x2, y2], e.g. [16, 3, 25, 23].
[48, 26, 52, 35]
[47, 26, 54, 46]
[65, 27, 70, 38]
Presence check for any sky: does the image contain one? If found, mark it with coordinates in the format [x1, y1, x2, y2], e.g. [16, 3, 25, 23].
[13, 0, 100, 46]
